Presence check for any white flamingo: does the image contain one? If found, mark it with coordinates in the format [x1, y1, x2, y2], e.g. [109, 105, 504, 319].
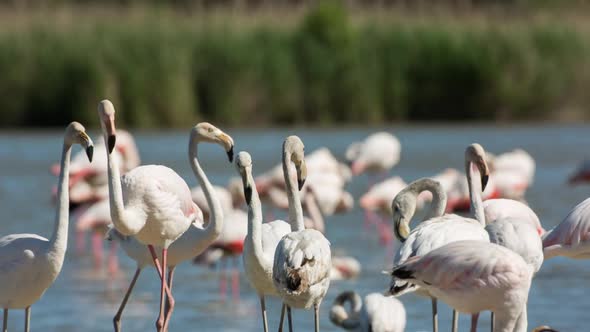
[346, 132, 401, 177]
[542, 197, 590, 259]
[273, 136, 332, 332]
[107, 122, 233, 331]
[390, 143, 492, 332]
[330, 291, 406, 332]
[1, 122, 93, 332]
[236, 151, 296, 332]
[391, 240, 533, 332]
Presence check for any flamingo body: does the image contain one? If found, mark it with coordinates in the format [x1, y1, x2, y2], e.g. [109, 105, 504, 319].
[543, 198, 590, 259]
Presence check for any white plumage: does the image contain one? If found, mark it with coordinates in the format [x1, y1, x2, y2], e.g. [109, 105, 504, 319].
[1, 122, 93, 331]
[543, 197, 590, 259]
[347, 132, 401, 175]
[330, 291, 406, 332]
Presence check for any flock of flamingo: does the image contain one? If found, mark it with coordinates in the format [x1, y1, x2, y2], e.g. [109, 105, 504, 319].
[3, 99, 590, 332]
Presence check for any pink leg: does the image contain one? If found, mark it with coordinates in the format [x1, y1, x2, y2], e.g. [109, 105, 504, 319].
[147, 246, 173, 303]
[92, 231, 104, 269]
[219, 259, 227, 300]
[155, 248, 168, 331]
[108, 240, 119, 274]
[163, 267, 176, 332]
[76, 230, 86, 255]
[231, 257, 240, 301]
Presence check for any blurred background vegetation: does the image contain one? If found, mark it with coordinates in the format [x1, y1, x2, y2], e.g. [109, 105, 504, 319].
[1, 0, 590, 128]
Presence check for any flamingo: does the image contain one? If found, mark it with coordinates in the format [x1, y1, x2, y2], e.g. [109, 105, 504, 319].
[485, 217, 543, 332]
[542, 197, 590, 259]
[330, 291, 406, 332]
[486, 149, 535, 199]
[346, 132, 401, 179]
[273, 136, 332, 332]
[1, 122, 93, 332]
[391, 240, 533, 332]
[107, 121, 233, 331]
[73, 198, 119, 272]
[483, 199, 545, 236]
[390, 143, 492, 332]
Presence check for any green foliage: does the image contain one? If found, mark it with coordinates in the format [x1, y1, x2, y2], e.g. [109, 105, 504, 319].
[0, 5, 588, 127]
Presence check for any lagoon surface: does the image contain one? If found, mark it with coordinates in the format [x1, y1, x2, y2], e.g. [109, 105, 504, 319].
[0, 124, 588, 331]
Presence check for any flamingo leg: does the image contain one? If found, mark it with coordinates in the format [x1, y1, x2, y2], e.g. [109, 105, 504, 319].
[231, 256, 240, 301]
[470, 312, 479, 332]
[451, 310, 458, 332]
[314, 303, 320, 332]
[490, 312, 494, 332]
[92, 231, 104, 270]
[76, 230, 86, 255]
[3, 309, 7, 332]
[108, 240, 119, 275]
[259, 296, 269, 332]
[287, 306, 293, 332]
[113, 267, 142, 332]
[162, 267, 176, 332]
[431, 298, 438, 332]
[155, 248, 168, 332]
[278, 303, 286, 332]
[147, 246, 172, 296]
[219, 258, 227, 300]
[24, 306, 30, 332]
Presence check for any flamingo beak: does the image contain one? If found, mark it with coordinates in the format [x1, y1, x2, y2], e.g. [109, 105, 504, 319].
[108, 135, 116, 154]
[86, 146, 94, 163]
[227, 145, 234, 163]
[81, 132, 94, 162]
[297, 161, 307, 191]
[481, 174, 489, 192]
[244, 183, 252, 205]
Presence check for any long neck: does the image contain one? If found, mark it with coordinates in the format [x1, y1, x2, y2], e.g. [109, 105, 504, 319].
[413, 179, 447, 221]
[48, 144, 72, 257]
[466, 162, 486, 226]
[283, 151, 304, 231]
[304, 191, 325, 234]
[245, 170, 268, 265]
[106, 137, 142, 235]
[329, 292, 361, 330]
[189, 139, 223, 242]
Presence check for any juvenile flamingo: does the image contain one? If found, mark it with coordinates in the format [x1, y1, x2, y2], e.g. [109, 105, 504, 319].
[273, 136, 332, 332]
[1, 122, 93, 332]
[107, 122, 234, 332]
[330, 291, 406, 332]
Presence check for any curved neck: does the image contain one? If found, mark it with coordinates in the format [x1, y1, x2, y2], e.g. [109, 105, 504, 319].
[329, 292, 361, 330]
[413, 179, 447, 221]
[304, 190, 325, 234]
[283, 150, 304, 231]
[106, 135, 142, 235]
[48, 144, 72, 256]
[189, 139, 223, 242]
[466, 162, 485, 226]
[245, 170, 269, 266]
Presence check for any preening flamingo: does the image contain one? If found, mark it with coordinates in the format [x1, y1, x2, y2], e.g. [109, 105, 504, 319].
[1, 122, 93, 332]
[542, 197, 590, 259]
[568, 159, 590, 184]
[272, 136, 332, 332]
[346, 132, 401, 177]
[391, 240, 533, 332]
[107, 121, 234, 331]
[330, 291, 406, 332]
[390, 143, 492, 332]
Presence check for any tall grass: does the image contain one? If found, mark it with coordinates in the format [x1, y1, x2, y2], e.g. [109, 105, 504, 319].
[0, 3, 588, 127]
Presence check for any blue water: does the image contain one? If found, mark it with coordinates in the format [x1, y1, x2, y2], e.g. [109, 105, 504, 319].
[0, 124, 588, 331]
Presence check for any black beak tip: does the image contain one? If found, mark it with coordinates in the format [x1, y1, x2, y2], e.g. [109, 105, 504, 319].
[482, 174, 489, 191]
[298, 179, 305, 191]
[227, 146, 234, 163]
[244, 185, 252, 205]
[86, 145, 94, 162]
[108, 135, 117, 154]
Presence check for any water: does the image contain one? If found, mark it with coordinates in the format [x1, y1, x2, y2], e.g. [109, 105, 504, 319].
[0, 124, 588, 331]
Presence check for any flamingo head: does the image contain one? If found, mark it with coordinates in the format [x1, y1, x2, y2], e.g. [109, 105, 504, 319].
[465, 143, 490, 191]
[283, 136, 307, 190]
[65, 122, 94, 162]
[191, 122, 235, 163]
[391, 189, 417, 242]
[97, 99, 117, 154]
[235, 151, 253, 205]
